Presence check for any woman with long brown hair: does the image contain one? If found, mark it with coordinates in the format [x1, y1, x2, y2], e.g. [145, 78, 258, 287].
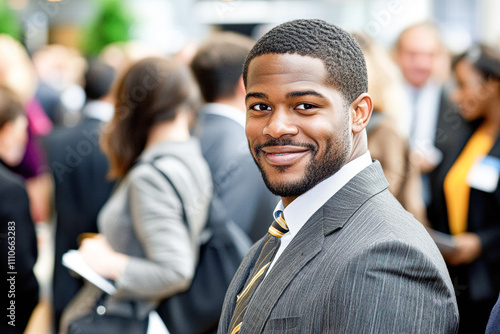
[60, 57, 212, 332]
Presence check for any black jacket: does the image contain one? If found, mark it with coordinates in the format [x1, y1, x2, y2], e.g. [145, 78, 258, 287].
[0, 162, 39, 333]
[43, 117, 114, 330]
[428, 120, 500, 302]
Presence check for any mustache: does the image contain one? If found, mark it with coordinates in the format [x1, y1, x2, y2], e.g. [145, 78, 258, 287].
[254, 138, 316, 154]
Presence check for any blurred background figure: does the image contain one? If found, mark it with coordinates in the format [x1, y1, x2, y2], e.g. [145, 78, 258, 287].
[0, 34, 53, 224]
[191, 32, 279, 242]
[393, 22, 466, 208]
[31, 45, 87, 127]
[0, 86, 39, 334]
[428, 44, 500, 333]
[60, 57, 212, 333]
[43, 59, 117, 333]
[99, 41, 165, 78]
[354, 33, 427, 225]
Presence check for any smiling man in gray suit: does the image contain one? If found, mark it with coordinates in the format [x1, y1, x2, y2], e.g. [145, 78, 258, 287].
[218, 19, 459, 334]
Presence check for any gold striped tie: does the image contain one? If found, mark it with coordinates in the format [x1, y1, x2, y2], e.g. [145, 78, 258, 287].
[227, 212, 289, 334]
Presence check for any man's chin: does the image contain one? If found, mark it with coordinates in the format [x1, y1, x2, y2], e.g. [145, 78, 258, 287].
[261, 174, 312, 197]
[266, 183, 306, 198]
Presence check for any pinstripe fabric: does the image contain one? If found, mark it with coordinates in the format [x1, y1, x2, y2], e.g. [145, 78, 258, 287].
[218, 162, 459, 334]
[227, 212, 288, 334]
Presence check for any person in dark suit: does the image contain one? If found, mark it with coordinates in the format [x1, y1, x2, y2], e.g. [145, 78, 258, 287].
[191, 32, 279, 242]
[218, 19, 458, 333]
[43, 60, 116, 331]
[394, 22, 466, 207]
[0, 86, 39, 334]
[428, 44, 500, 333]
[487, 293, 500, 333]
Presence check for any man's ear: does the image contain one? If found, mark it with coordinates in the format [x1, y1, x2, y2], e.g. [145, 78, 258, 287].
[350, 93, 373, 134]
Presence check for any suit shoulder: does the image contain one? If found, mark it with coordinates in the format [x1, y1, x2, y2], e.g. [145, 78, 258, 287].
[0, 168, 32, 224]
[0, 166, 25, 197]
[342, 189, 440, 257]
[198, 114, 247, 151]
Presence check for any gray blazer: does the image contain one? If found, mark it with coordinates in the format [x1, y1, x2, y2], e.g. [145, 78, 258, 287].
[60, 139, 212, 330]
[218, 161, 458, 333]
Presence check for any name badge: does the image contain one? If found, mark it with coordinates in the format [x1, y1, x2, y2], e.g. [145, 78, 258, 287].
[467, 155, 500, 193]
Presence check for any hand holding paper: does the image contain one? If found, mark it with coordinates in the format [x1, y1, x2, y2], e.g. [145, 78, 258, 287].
[78, 234, 129, 280]
[62, 250, 117, 295]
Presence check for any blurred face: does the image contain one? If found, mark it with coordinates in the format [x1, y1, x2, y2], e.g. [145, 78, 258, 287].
[452, 59, 497, 121]
[395, 27, 440, 87]
[245, 53, 352, 205]
[0, 116, 28, 166]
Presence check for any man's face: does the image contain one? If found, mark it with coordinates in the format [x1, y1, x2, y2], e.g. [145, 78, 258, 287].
[395, 27, 440, 88]
[245, 53, 352, 204]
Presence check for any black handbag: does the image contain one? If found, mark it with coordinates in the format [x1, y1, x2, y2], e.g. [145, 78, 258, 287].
[67, 294, 148, 334]
[148, 159, 252, 334]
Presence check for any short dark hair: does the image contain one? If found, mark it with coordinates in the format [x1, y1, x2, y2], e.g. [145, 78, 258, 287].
[191, 32, 254, 102]
[242, 19, 367, 104]
[102, 57, 201, 179]
[84, 59, 117, 100]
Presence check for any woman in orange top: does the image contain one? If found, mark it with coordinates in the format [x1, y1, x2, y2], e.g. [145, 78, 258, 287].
[428, 44, 500, 333]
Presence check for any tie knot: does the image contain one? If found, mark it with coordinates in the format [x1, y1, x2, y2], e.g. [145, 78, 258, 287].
[268, 211, 289, 238]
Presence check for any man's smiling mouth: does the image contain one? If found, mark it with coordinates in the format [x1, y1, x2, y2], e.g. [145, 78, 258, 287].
[261, 146, 310, 166]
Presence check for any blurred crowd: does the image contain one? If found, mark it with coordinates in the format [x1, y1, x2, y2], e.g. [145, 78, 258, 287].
[0, 20, 499, 334]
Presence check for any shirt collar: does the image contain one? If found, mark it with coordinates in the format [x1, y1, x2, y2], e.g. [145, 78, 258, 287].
[82, 100, 114, 122]
[273, 151, 372, 238]
[202, 103, 246, 127]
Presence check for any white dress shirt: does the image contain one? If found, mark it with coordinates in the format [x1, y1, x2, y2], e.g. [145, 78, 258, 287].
[267, 151, 372, 273]
[81, 100, 114, 123]
[405, 81, 443, 165]
[202, 103, 246, 128]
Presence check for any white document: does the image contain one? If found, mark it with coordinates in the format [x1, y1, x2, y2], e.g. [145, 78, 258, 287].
[147, 310, 170, 334]
[62, 249, 117, 295]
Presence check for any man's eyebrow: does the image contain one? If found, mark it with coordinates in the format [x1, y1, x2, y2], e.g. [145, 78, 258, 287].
[286, 91, 326, 99]
[245, 92, 268, 102]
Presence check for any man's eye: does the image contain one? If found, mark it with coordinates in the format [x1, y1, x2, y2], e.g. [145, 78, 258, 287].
[296, 103, 316, 110]
[251, 103, 271, 111]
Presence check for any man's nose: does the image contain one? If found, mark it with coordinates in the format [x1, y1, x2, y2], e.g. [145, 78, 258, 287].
[263, 108, 299, 138]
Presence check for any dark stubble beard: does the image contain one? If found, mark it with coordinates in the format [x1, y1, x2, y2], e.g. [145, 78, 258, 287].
[250, 120, 351, 198]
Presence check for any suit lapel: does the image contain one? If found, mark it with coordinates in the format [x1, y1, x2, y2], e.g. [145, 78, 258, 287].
[240, 213, 325, 334]
[219, 240, 263, 333]
[321, 161, 389, 234]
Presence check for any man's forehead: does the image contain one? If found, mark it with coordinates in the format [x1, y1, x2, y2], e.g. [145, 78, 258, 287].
[246, 53, 329, 87]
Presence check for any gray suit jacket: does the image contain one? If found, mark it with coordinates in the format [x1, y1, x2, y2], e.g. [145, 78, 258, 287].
[218, 161, 458, 333]
[198, 105, 279, 242]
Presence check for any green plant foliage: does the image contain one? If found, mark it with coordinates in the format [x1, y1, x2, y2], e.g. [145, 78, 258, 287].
[82, 0, 134, 56]
[0, 1, 21, 40]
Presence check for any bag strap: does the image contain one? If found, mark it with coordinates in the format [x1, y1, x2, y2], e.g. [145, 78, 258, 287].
[144, 155, 226, 242]
[146, 157, 190, 232]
